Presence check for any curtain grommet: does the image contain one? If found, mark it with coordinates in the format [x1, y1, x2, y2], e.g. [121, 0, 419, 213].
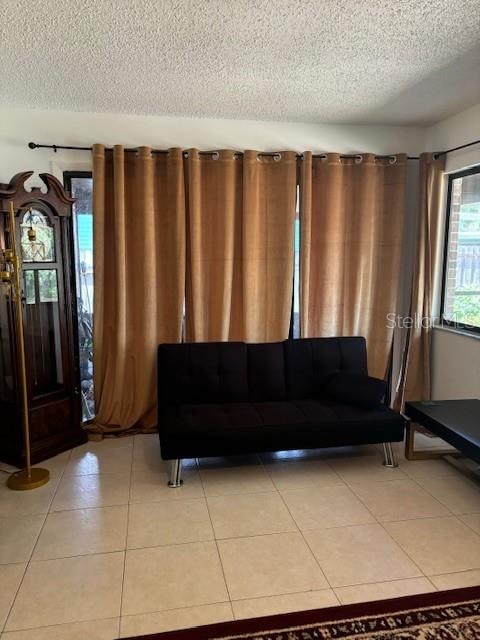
[389, 156, 397, 164]
[211, 151, 219, 160]
[354, 155, 363, 164]
[273, 153, 282, 162]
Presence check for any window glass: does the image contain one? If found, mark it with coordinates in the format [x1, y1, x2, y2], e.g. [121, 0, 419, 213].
[24, 269, 64, 392]
[68, 175, 95, 421]
[24, 270, 35, 304]
[38, 269, 59, 303]
[443, 168, 480, 330]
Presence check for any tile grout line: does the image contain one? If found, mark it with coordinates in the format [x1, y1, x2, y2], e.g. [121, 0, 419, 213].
[400, 469, 457, 517]
[262, 459, 340, 605]
[395, 461, 480, 589]
[1, 448, 73, 634]
[222, 454, 340, 615]
[457, 515, 480, 537]
[257, 450, 447, 600]
[340, 468, 438, 592]
[401, 464, 480, 536]
[0, 616, 122, 637]
[345, 471, 455, 523]
[10, 528, 480, 571]
[119, 600, 233, 626]
[118, 436, 135, 638]
[42, 501, 130, 515]
[196, 459, 235, 622]
[52, 438, 134, 510]
[404, 468, 480, 533]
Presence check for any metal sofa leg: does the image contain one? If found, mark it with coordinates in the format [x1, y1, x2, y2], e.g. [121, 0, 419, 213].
[382, 442, 398, 468]
[168, 459, 183, 487]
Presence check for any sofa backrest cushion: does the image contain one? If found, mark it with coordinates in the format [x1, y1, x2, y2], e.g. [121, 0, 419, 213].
[284, 337, 368, 399]
[247, 342, 286, 401]
[158, 342, 248, 404]
[158, 337, 369, 406]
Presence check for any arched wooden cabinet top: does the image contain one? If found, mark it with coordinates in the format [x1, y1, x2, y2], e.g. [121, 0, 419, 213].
[0, 171, 75, 216]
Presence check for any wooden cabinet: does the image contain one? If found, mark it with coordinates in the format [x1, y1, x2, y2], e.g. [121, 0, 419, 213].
[0, 172, 86, 466]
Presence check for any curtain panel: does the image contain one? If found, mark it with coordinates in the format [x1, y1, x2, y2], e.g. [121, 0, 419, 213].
[185, 149, 297, 343]
[185, 149, 243, 341]
[92, 145, 185, 434]
[243, 150, 297, 342]
[394, 153, 446, 407]
[300, 152, 408, 379]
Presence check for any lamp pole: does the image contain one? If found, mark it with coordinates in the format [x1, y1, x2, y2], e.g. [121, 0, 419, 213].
[1, 201, 49, 490]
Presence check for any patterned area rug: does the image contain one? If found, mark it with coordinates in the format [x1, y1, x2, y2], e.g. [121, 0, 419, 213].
[123, 586, 480, 639]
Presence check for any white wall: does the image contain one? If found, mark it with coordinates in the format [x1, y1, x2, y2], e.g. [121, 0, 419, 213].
[426, 103, 480, 173]
[0, 107, 426, 186]
[426, 103, 480, 400]
[432, 329, 480, 398]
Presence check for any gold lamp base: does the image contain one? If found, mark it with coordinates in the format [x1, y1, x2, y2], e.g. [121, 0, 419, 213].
[7, 467, 50, 491]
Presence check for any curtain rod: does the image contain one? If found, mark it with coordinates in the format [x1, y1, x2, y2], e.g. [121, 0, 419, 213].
[27, 142, 420, 161]
[25, 138, 480, 159]
[433, 138, 480, 157]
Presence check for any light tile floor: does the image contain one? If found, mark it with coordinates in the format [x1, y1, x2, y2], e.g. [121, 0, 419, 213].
[0, 435, 479, 639]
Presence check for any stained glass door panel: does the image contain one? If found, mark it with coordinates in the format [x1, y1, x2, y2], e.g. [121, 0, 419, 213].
[21, 209, 55, 262]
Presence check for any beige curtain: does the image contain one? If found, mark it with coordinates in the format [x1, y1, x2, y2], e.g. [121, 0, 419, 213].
[243, 151, 297, 342]
[92, 145, 185, 434]
[300, 152, 407, 379]
[395, 153, 446, 407]
[185, 149, 243, 341]
[185, 150, 297, 343]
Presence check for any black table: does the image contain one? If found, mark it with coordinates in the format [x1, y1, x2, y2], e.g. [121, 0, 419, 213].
[404, 399, 480, 464]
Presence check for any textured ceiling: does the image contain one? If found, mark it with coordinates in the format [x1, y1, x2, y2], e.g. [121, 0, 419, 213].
[2, 0, 480, 124]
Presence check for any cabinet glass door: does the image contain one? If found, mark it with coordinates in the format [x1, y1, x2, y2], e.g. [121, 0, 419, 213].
[19, 208, 66, 398]
[24, 268, 64, 394]
[0, 286, 15, 403]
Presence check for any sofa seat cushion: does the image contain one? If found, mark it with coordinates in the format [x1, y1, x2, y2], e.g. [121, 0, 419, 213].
[177, 403, 262, 430]
[165, 399, 403, 433]
[294, 399, 401, 425]
[253, 401, 306, 426]
[159, 399, 405, 459]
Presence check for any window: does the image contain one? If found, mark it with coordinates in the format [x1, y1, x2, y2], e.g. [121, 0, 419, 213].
[64, 172, 94, 420]
[441, 166, 480, 332]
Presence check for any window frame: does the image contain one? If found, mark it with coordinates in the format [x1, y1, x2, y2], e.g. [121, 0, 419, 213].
[64, 170, 95, 422]
[440, 164, 480, 335]
[64, 171, 93, 190]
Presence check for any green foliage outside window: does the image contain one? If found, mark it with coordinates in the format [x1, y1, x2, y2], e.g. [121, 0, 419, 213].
[453, 289, 480, 328]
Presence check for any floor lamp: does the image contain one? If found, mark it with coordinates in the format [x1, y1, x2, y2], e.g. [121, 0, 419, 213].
[1, 201, 49, 490]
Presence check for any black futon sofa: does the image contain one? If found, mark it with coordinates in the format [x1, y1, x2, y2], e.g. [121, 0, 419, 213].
[158, 337, 405, 486]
